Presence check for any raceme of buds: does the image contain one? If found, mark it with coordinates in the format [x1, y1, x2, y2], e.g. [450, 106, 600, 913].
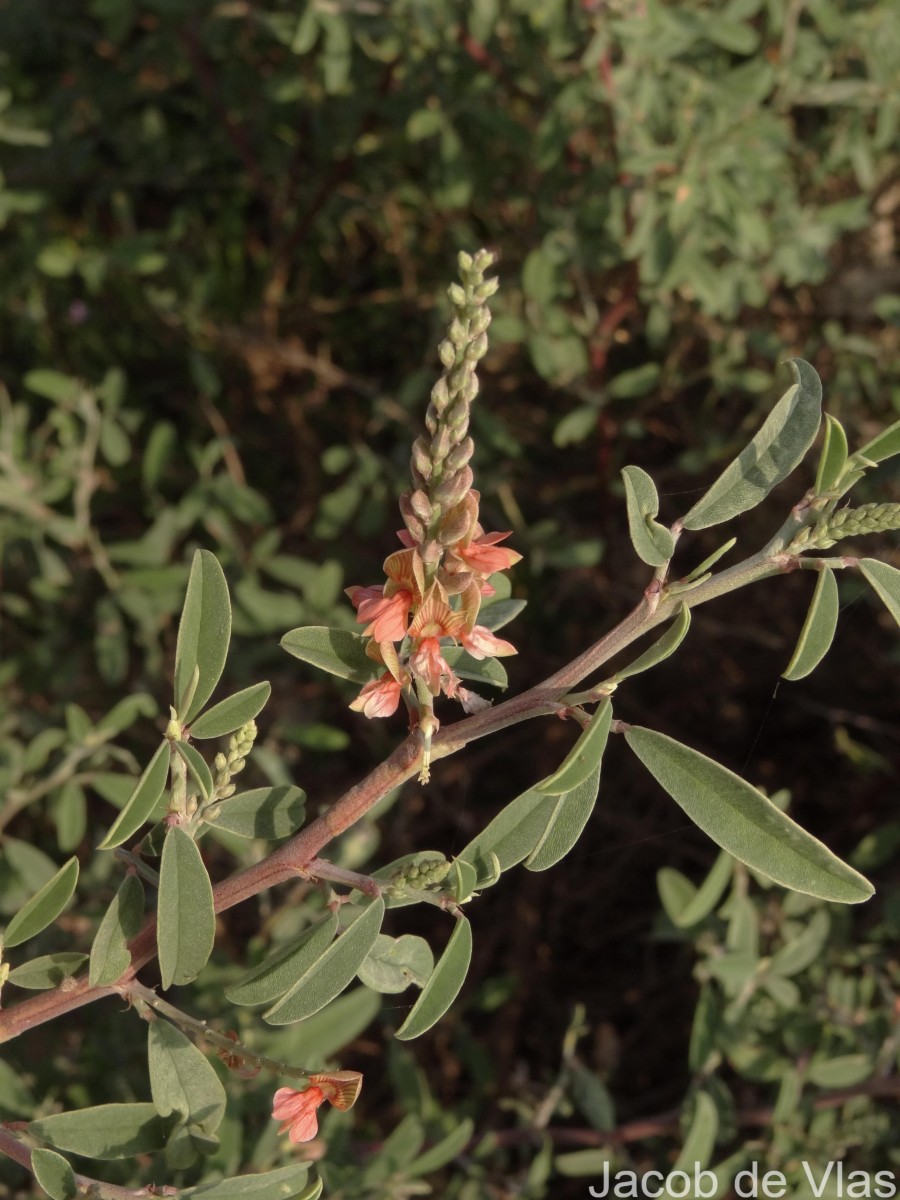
[212, 720, 257, 798]
[789, 502, 900, 553]
[344, 251, 522, 757]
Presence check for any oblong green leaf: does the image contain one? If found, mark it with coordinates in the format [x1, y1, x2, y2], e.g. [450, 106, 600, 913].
[179, 1165, 313, 1199]
[860, 558, 900, 627]
[6, 953, 88, 990]
[657, 867, 698, 925]
[674, 851, 734, 927]
[683, 358, 823, 530]
[31, 1148, 77, 1200]
[29, 1104, 168, 1160]
[614, 605, 690, 682]
[624, 727, 874, 903]
[3, 857, 79, 948]
[158, 827, 216, 989]
[854, 418, 900, 467]
[621, 465, 675, 565]
[264, 898, 385, 1024]
[148, 1020, 226, 1133]
[769, 909, 830, 977]
[537, 699, 612, 795]
[225, 913, 339, 1007]
[442, 647, 508, 689]
[526, 762, 603, 872]
[782, 568, 839, 680]
[89, 873, 145, 988]
[457, 789, 557, 885]
[280, 626, 377, 683]
[357, 933, 434, 993]
[395, 917, 472, 1040]
[806, 1053, 873, 1088]
[683, 537, 737, 584]
[98, 740, 170, 850]
[672, 1090, 718, 1172]
[205, 786, 306, 840]
[478, 598, 527, 632]
[189, 682, 272, 739]
[175, 550, 232, 723]
[407, 1118, 474, 1177]
[814, 414, 849, 495]
[173, 740, 214, 804]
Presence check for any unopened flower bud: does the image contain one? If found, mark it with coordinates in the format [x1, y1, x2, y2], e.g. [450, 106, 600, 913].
[446, 436, 474, 473]
[409, 489, 433, 523]
[431, 425, 451, 463]
[474, 277, 499, 301]
[438, 509, 471, 545]
[465, 332, 488, 363]
[214, 753, 228, 772]
[435, 465, 473, 507]
[448, 316, 467, 348]
[218, 783, 236, 800]
[447, 282, 467, 307]
[399, 494, 426, 542]
[411, 436, 432, 481]
[438, 339, 456, 369]
[460, 373, 479, 405]
[430, 376, 450, 413]
[457, 250, 474, 273]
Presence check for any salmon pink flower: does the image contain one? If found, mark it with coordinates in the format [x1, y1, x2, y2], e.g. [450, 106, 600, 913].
[460, 625, 517, 660]
[455, 530, 522, 577]
[272, 1085, 325, 1144]
[272, 1072, 363, 1145]
[350, 672, 403, 718]
[353, 588, 412, 643]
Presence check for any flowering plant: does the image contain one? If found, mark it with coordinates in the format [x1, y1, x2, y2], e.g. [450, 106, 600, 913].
[2, 250, 900, 1197]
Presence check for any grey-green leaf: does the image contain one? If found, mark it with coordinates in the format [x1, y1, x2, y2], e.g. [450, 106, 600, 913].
[98, 740, 170, 850]
[537, 699, 612, 795]
[526, 760, 603, 872]
[853, 418, 900, 468]
[158, 827, 216, 989]
[6, 953, 88, 990]
[614, 606, 690, 682]
[179, 1165, 313, 1199]
[264, 898, 385, 1024]
[782, 568, 839, 680]
[280, 626, 378, 683]
[807, 1054, 873, 1088]
[673, 851, 733, 927]
[683, 358, 823, 530]
[29, 1104, 168, 1160]
[814, 414, 849, 495]
[205, 786, 306, 840]
[624, 727, 874, 903]
[89, 873, 145, 987]
[148, 1020, 226, 1133]
[621, 465, 675, 565]
[189, 682, 271, 739]
[31, 1148, 77, 1200]
[174, 550, 232, 723]
[457, 788, 558, 885]
[683, 536, 737, 584]
[860, 558, 900, 627]
[442, 647, 508, 689]
[769, 909, 830, 977]
[3, 857, 79, 948]
[357, 933, 434, 993]
[395, 917, 472, 1040]
[225, 913, 339, 1007]
[173, 740, 214, 803]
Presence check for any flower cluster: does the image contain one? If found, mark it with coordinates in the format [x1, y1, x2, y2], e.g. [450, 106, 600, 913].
[343, 251, 522, 777]
[789, 501, 900, 553]
[271, 1071, 363, 1144]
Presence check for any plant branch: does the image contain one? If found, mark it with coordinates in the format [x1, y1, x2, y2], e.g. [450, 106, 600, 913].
[0, 531, 811, 1043]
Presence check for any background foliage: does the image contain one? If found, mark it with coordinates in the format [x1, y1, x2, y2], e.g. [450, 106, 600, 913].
[1, 0, 900, 1196]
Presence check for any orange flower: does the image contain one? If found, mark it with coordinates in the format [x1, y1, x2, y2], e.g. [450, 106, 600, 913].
[272, 1072, 363, 1145]
[455, 530, 522, 577]
[350, 672, 403, 718]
